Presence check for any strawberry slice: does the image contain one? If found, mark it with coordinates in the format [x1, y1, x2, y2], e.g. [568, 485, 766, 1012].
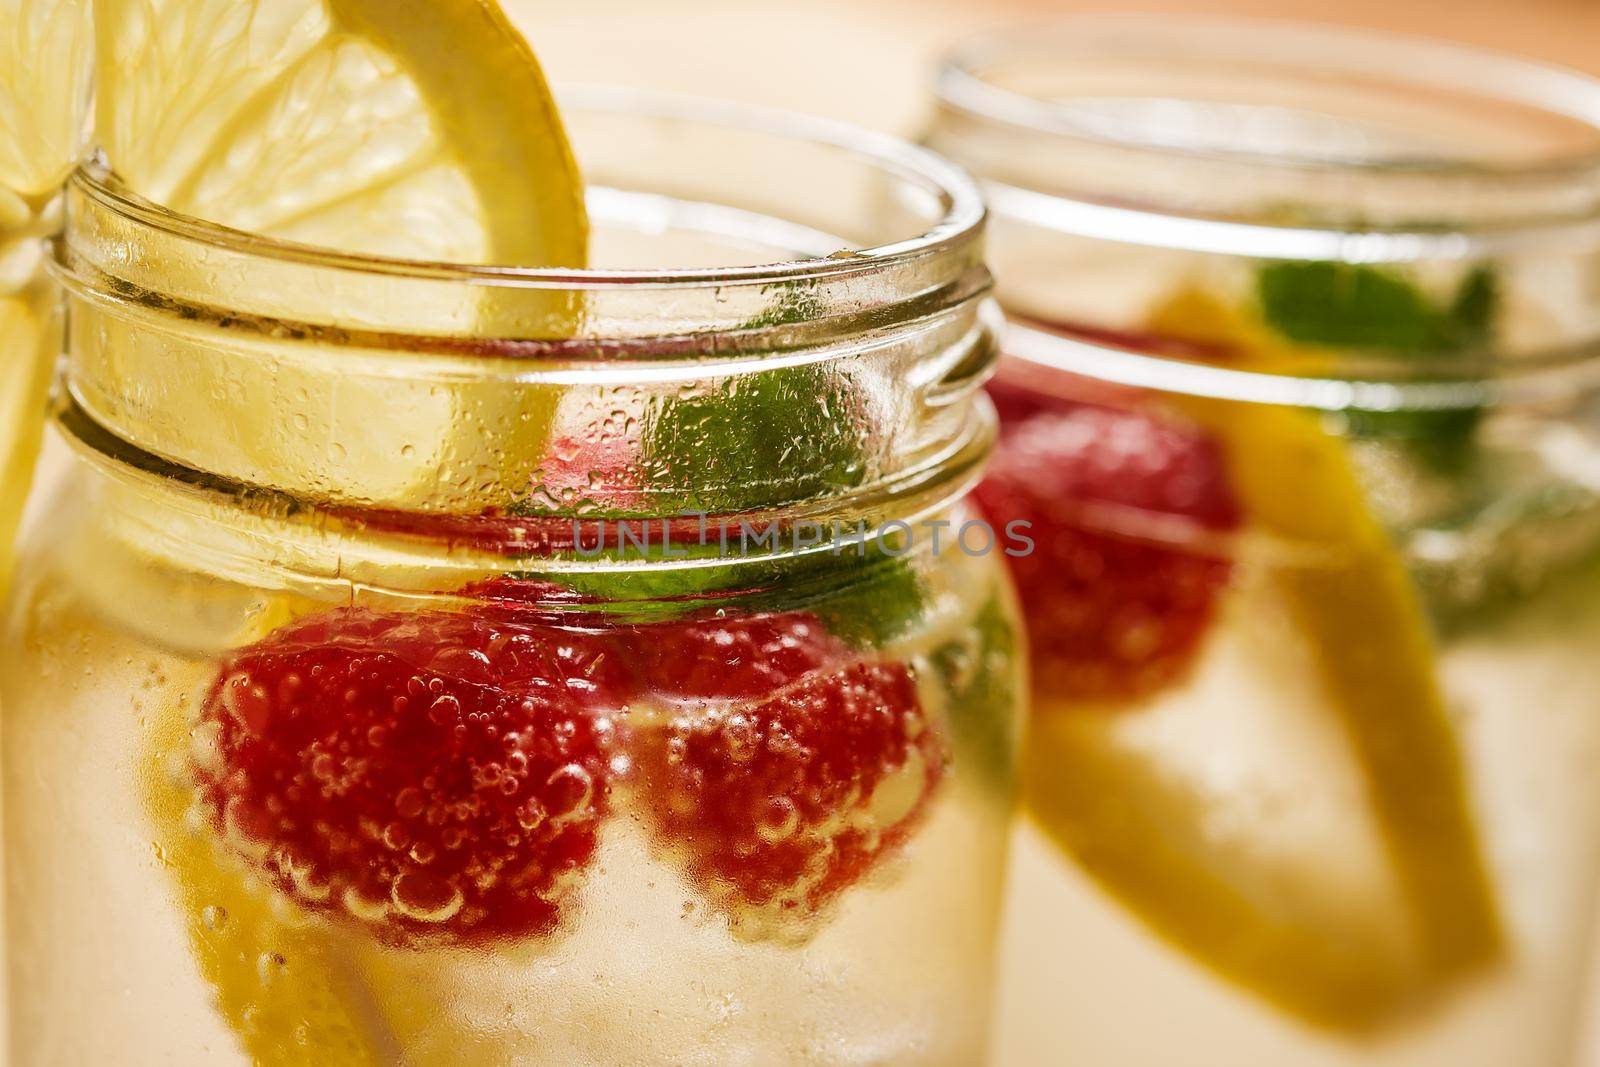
[976, 393, 1242, 703]
[631, 613, 947, 938]
[194, 607, 618, 946]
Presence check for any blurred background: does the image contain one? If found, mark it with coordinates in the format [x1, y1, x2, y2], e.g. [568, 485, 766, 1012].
[504, 0, 1600, 1060]
[511, 0, 1600, 134]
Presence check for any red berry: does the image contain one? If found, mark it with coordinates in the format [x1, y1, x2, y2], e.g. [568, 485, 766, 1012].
[631, 612, 847, 701]
[532, 432, 644, 512]
[458, 576, 634, 702]
[632, 614, 946, 938]
[976, 395, 1241, 703]
[194, 607, 617, 946]
[987, 375, 1059, 426]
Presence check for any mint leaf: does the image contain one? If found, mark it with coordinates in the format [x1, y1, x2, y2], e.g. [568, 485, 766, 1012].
[928, 595, 1021, 787]
[1256, 263, 1498, 473]
[640, 285, 872, 516]
[1259, 261, 1446, 350]
[797, 544, 926, 647]
[523, 286, 923, 643]
[516, 531, 927, 649]
[643, 365, 868, 515]
[1257, 262, 1497, 354]
[1445, 265, 1496, 350]
[1340, 406, 1483, 474]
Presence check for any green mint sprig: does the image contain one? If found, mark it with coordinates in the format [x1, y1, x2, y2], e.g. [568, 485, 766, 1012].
[514, 285, 926, 645]
[927, 594, 1021, 787]
[515, 529, 927, 648]
[1256, 262, 1498, 474]
[642, 364, 869, 516]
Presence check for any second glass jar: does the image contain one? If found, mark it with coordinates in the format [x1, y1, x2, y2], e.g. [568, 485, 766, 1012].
[929, 17, 1600, 1067]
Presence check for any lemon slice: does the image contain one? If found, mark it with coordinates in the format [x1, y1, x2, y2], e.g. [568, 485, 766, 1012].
[94, 0, 584, 264]
[1157, 286, 1500, 967]
[0, 0, 92, 589]
[1023, 286, 1501, 1031]
[0, 278, 60, 600]
[0, 0, 91, 202]
[27, 0, 587, 518]
[144, 703, 393, 1065]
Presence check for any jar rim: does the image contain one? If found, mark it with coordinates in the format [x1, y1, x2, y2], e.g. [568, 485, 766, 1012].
[936, 15, 1600, 186]
[929, 18, 1600, 403]
[55, 86, 1000, 524]
[74, 83, 987, 291]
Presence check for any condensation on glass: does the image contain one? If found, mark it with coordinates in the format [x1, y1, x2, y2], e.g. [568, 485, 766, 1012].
[2, 89, 1021, 1067]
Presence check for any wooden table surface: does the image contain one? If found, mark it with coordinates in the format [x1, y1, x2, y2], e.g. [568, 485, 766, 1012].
[504, 1, 1600, 1063]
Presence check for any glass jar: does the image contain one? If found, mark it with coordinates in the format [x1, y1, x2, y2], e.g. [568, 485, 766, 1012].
[3, 88, 1022, 1066]
[927, 17, 1600, 1067]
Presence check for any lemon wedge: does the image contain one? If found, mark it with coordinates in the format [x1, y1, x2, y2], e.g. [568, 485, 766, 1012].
[0, 0, 91, 590]
[145, 706, 392, 1066]
[9, 0, 588, 529]
[1023, 285, 1501, 1031]
[0, 0, 91, 201]
[94, 0, 584, 264]
[1156, 286, 1500, 972]
[0, 278, 59, 599]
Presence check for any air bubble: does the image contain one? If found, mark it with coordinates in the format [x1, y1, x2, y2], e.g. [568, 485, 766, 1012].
[257, 952, 288, 985]
[394, 787, 425, 819]
[720, 715, 759, 763]
[524, 799, 556, 831]
[283, 851, 333, 903]
[757, 797, 800, 843]
[428, 693, 462, 725]
[342, 886, 390, 923]
[545, 764, 594, 820]
[391, 871, 464, 923]
[310, 751, 337, 783]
